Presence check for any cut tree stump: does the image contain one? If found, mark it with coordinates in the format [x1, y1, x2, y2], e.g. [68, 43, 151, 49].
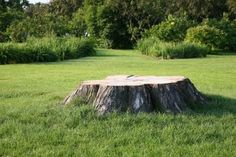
[63, 75, 205, 114]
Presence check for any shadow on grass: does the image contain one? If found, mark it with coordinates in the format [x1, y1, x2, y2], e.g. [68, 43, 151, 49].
[30, 51, 131, 65]
[210, 50, 236, 56]
[193, 94, 236, 116]
[96, 52, 133, 57]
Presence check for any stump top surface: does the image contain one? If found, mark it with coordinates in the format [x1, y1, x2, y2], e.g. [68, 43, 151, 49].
[82, 75, 186, 86]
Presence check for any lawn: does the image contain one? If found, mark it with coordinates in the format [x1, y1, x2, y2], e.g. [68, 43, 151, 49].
[0, 49, 236, 157]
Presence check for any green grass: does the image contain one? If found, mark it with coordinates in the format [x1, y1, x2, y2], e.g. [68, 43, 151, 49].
[0, 49, 236, 157]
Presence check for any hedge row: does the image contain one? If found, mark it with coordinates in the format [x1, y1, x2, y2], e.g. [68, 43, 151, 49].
[137, 37, 209, 59]
[0, 37, 96, 64]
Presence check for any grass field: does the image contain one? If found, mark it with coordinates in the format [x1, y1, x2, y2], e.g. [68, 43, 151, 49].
[0, 49, 236, 157]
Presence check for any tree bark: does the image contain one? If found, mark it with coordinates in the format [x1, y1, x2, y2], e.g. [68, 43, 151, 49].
[63, 75, 205, 114]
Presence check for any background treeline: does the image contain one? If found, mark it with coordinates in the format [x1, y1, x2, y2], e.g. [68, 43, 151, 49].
[0, 0, 236, 49]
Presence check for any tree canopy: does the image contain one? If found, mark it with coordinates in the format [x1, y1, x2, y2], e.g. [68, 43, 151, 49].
[0, 0, 235, 48]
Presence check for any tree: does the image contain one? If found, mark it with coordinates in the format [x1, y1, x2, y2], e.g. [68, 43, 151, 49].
[165, 0, 228, 21]
[49, 0, 83, 18]
[227, 0, 236, 16]
[25, 3, 50, 17]
[7, 13, 69, 42]
[0, 0, 29, 41]
[97, 5, 133, 48]
[1, 0, 29, 11]
[69, 8, 87, 37]
[0, 9, 24, 32]
[83, 0, 165, 48]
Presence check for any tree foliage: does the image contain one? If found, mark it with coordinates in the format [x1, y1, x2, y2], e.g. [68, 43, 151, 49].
[185, 25, 226, 50]
[144, 15, 194, 42]
[7, 14, 69, 42]
[227, 0, 236, 16]
[0, 0, 29, 11]
[164, 0, 228, 21]
[49, 0, 83, 17]
[0, 0, 235, 49]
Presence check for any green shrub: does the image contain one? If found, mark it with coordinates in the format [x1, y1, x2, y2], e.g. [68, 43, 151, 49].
[26, 37, 59, 62]
[0, 31, 9, 42]
[185, 25, 226, 50]
[76, 38, 96, 57]
[0, 37, 96, 64]
[0, 44, 11, 64]
[94, 38, 112, 49]
[137, 37, 209, 59]
[201, 16, 236, 51]
[62, 37, 79, 60]
[164, 42, 209, 59]
[144, 15, 194, 42]
[0, 43, 30, 64]
[137, 37, 160, 56]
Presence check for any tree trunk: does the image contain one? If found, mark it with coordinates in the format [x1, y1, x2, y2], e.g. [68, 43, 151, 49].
[63, 75, 205, 114]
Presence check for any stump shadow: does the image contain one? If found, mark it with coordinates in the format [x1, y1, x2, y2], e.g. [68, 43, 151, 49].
[193, 94, 236, 116]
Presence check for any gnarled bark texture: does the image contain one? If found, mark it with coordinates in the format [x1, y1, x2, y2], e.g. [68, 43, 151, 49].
[63, 75, 205, 114]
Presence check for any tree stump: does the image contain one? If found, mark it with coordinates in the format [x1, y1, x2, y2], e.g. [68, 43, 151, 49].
[63, 75, 205, 114]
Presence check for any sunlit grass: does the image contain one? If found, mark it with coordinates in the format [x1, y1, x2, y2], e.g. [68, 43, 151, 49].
[0, 49, 236, 156]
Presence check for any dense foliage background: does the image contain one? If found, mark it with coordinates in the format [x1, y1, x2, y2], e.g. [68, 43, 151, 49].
[0, 0, 236, 49]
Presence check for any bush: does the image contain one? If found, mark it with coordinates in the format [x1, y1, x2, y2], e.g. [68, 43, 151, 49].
[26, 37, 59, 62]
[0, 43, 36, 64]
[76, 38, 96, 57]
[0, 31, 9, 42]
[137, 37, 209, 59]
[144, 15, 194, 42]
[94, 38, 112, 49]
[201, 16, 236, 51]
[136, 37, 160, 56]
[185, 25, 226, 50]
[0, 37, 96, 64]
